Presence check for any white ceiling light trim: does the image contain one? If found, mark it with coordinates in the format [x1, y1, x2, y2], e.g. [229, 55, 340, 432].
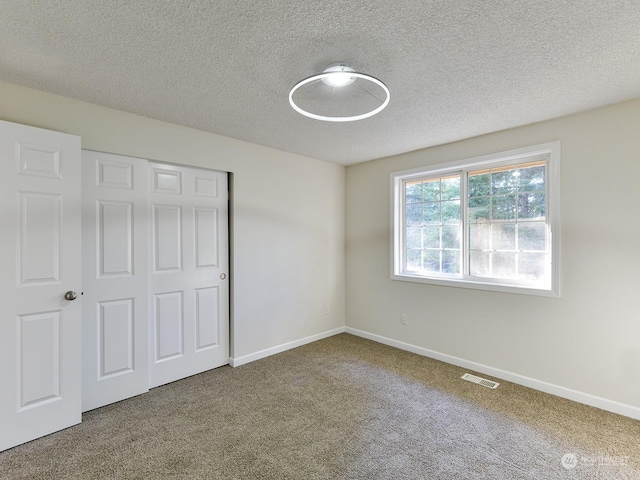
[289, 63, 390, 122]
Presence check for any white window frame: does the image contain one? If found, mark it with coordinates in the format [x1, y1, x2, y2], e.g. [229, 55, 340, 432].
[391, 142, 561, 297]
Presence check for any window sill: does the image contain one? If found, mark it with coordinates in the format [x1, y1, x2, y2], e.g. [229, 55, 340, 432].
[391, 272, 559, 297]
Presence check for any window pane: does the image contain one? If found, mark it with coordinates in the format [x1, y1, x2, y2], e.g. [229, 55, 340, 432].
[442, 200, 460, 224]
[493, 252, 517, 279]
[423, 226, 440, 248]
[518, 192, 545, 219]
[406, 249, 422, 271]
[492, 223, 516, 250]
[405, 181, 422, 203]
[442, 250, 460, 274]
[469, 250, 490, 277]
[403, 174, 462, 277]
[469, 224, 490, 250]
[406, 203, 423, 226]
[442, 225, 460, 249]
[518, 252, 546, 279]
[441, 176, 460, 200]
[519, 165, 545, 192]
[422, 179, 441, 201]
[406, 226, 422, 249]
[518, 223, 546, 251]
[423, 250, 441, 273]
[491, 170, 518, 195]
[492, 194, 516, 220]
[468, 196, 490, 223]
[468, 172, 490, 197]
[423, 202, 441, 224]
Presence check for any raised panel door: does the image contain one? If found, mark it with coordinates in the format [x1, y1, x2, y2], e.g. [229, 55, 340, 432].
[81, 150, 149, 412]
[149, 163, 229, 388]
[0, 120, 81, 451]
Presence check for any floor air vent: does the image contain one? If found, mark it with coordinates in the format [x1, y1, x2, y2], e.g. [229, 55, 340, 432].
[461, 373, 500, 389]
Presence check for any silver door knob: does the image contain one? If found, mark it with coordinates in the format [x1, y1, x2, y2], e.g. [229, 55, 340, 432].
[64, 291, 78, 301]
[220, 273, 227, 280]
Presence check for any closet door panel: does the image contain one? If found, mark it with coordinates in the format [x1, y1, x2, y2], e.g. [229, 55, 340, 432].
[81, 150, 149, 412]
[149, 163, 229, 388]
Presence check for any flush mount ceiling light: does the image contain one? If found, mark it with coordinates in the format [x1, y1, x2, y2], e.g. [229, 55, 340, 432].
[289, 63, 390, 122]
[320, 63, 357, 88]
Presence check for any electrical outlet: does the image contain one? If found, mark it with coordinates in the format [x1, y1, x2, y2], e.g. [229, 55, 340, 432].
[325, 303, 331, 315]
[401, 313, 408, 325]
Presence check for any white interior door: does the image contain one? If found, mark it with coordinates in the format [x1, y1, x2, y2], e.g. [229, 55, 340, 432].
[0, 120, 82, 451]
[81, 151, 149, 411]
[149, 163, 229, 388]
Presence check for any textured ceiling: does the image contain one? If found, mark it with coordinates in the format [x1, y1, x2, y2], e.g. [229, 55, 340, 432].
[1, 1, 640, 166]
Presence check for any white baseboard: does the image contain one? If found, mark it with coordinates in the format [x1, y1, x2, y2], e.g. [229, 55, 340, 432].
[346, 327, 640, 421]
[230, 327, 346, 367]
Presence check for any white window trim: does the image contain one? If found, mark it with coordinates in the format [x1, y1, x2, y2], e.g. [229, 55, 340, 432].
[391, 142, 561, 297]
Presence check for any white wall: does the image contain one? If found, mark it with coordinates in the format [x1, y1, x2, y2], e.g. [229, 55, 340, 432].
[0, 81, 346, 360]
[346, 98, 640, 415]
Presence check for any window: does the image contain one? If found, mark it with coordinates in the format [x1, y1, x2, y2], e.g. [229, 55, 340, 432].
[392, 142, 560, 296]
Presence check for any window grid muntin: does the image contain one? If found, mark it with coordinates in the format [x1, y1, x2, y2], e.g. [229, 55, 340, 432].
[403, 173, 461, 276]
[465, 160, 548, 281]
[392, 142, 559, 297]
[400, 155, 550, 286]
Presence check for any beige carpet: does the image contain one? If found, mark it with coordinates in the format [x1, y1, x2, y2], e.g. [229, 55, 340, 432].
[1, 333, 638, 479]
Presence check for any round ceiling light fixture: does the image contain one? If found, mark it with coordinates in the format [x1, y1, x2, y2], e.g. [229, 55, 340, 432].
[289, 63, 390, 122]
[320, 63, 357, 87]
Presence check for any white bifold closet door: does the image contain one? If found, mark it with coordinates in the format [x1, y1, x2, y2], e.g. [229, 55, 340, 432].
[0, 120, 82, 451]
[148, 163, 229, 388]
[81, 151, 150, 412]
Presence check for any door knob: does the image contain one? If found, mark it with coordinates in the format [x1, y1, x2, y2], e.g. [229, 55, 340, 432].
[64, 290, 78, 301]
